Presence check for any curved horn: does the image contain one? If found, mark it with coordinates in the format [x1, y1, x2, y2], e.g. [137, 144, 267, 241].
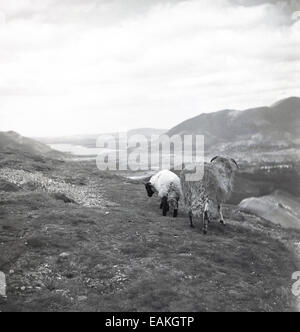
[231, 158, 239, 169]
[210, 156, 219, 163]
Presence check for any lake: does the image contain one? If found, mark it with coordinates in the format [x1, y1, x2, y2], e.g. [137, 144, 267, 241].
[49, 144, 116, 157]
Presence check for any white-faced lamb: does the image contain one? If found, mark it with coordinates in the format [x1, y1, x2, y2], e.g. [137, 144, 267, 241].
[145, 170, 182, 217]
[180, 156, 239, 234]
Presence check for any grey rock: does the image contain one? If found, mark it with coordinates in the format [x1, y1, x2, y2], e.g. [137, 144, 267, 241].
[0, 272, 7, 298]
[52, 193, 76, 204]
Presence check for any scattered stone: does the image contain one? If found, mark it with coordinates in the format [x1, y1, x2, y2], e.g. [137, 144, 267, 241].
[179, 253, 192, 257]
[58, 252, 71, 262]
[52, 193, 76, 204]
[0, 179, 21, 192]
[78, 296, 88, 302]
[228, 289, 245, 300]
[0, 272, 6, 298]
[20, 286, 26, 291]
[0, 168, 107, 208]
[232, 210, 246, 222]
[105, 202, 120, 207]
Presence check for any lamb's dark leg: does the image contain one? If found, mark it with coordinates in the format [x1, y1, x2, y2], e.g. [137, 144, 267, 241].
[173, 209, 178, 218]
[189, 211, 194, 228]
[203, 211, 208, 235]
[219, 204, 225, 225]
[162, 197, 169, 216]
[160, 200, 163, 209]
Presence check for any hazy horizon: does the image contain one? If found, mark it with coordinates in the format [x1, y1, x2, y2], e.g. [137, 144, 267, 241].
[0, 0, 299, 137]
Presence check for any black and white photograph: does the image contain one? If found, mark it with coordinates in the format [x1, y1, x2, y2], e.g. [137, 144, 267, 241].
[0, 0, 300, 314]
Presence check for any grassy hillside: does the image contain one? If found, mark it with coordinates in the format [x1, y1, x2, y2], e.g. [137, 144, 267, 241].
[0, 131, 64, 157]
[0, 157, 299, 312]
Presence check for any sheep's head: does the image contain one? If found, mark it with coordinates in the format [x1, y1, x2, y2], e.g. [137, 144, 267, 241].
[210, 156, 239, 175]
[209, 156, 239, 202]
[145, 182, 155, 197]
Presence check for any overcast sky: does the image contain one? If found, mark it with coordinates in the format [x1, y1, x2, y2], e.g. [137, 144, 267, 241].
[0, 0, 299, 137]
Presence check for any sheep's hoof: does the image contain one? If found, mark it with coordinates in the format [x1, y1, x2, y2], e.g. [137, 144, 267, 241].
[173, 210, 178, 218]
[220, 220, 226, 226]
[190, 224, 195, 228]
[203, 229, 207, 235]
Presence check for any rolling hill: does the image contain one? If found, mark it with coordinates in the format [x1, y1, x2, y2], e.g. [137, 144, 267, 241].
[167, 97, 300, 162]
[0, 131, 64, 171]
[0, 131, 62, 157]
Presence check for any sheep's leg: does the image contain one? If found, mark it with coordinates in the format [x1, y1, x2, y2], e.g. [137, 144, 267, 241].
[160, 199, 163, 209]
[189, 211, 194, 228]
[162, 204, 168, 216]
[218, 204, 225, 225]
[203, 211, 209, 235]
[162, 197, 169, 216]
[173, 209, 178, 218]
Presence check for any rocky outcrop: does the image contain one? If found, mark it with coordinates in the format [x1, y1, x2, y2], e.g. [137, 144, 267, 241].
[51, 193, 76, 204]
[0, 272, 6, 298]
[0, 168, 105, 208]
[239, 190, 300, 230]
[0, 179, 21, 192]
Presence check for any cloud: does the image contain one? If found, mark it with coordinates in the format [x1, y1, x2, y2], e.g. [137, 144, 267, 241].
[0, 0, 187, 26]
[231, 0, 299, 12]
[0, 0, 299, 136]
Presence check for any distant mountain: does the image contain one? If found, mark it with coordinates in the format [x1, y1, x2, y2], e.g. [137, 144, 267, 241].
[0, 131, 62, 158]
[167, 97, 300, 162]
[127, 128, 167, 138]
